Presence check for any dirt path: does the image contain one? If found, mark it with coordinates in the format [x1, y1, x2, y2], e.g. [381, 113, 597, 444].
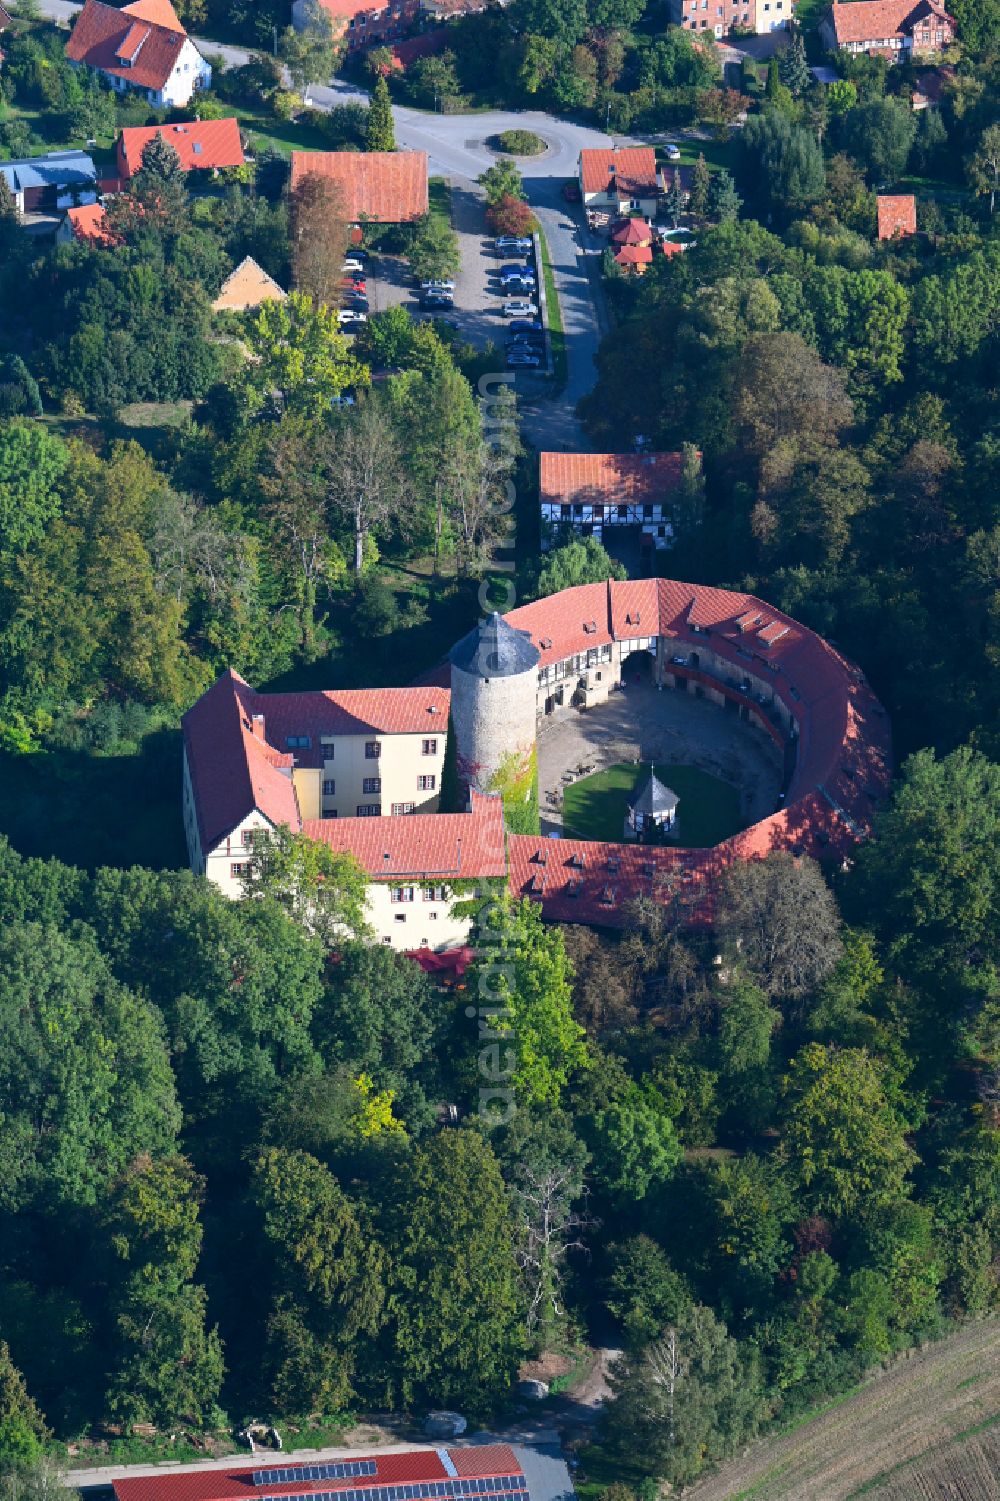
[685, 1319, 1000, 1501]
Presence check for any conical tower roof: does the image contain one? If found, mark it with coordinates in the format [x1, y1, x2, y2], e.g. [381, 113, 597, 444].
[628, 766, 679, 817]
[449, 611, 540, 679]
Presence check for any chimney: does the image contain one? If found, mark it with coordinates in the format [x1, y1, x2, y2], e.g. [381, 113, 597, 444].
[251, 712, 265, 738]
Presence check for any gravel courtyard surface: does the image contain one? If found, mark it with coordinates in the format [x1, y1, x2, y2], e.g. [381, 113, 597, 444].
[537, 677, 783, 838]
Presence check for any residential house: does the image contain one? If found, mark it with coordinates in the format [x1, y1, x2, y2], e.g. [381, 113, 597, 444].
[56, 200, 120, 245]
[539, 450, 688, 548]
[668, 0, 796, 37]
[820, 0, 956, 58]
[292, 0, 419, 52]
[65, 0, 211, 108]
[182, 669, 451, 899]
[876, 193, 917, 239]
[911, 63, 955, 108]
[289, 150, 429, 224]
[380, 27, 449, 68]
[0, 150, 97, 215]
[579, 147, 660, 220]
[117, 118, 244, 179]
[212, 256, 287, 312]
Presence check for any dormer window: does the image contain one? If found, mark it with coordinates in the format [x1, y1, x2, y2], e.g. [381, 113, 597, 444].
[285, 734, 311, 749]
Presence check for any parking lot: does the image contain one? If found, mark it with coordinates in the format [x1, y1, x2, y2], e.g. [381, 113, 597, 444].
[346, 183, 548, 376]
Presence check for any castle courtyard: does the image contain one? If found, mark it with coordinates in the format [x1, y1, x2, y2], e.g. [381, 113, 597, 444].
[537, 674, 784, 838]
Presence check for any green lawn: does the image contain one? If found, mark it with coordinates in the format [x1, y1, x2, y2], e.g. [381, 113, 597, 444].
[561, 761, 743, 848]
[235, 107, 334, 158]
[659, 137, 735, 173]
[535, 226, 567, 386]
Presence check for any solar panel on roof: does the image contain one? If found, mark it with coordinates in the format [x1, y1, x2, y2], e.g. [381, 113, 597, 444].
[254, 1463, 377, 1488]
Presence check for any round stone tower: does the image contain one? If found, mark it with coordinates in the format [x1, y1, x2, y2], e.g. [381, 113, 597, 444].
[449, 612, 540, 812]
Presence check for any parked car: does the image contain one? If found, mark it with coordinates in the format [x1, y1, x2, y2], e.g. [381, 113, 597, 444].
[343, 257, 366, 273]
[420, 278, 455, 292]
[664, 143, 681, 161]
[506, 351, 542, 369]
[422, 292, 454, 309]
[507, 318, 543, 333]
[338, 309, 367, 325]
[561, 180, 581, 202]
[498, 264, 536, 283]
[503, 300, 539, 317]
[494, 235, 532, 253]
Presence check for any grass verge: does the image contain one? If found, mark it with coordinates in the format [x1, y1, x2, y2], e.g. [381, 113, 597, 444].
[535, 227, 567, 388]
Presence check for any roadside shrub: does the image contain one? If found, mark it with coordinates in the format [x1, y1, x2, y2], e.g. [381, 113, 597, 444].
[491, 129, 546, 156]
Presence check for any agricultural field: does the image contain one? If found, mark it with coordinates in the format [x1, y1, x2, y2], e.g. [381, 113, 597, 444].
[685, 1318, 1000, 1501]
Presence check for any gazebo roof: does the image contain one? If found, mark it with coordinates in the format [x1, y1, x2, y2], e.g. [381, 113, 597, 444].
[611, 216, 651, 246]
[628, 767, 680, 817]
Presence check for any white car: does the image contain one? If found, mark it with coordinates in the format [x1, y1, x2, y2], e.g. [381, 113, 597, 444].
[495, 236, 533, 253]
[343, 257, 365, 273]
[420, 278, 456, 292]
[664, 143, 681, 161]
[503, 299, 539, 317]
[338, 309, 367, 325]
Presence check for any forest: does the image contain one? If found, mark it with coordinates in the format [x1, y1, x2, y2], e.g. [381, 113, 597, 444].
[0, 0, 998, 1493]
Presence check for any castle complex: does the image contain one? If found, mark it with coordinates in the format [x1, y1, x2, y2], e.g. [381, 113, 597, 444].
[182, 578, 892, 949]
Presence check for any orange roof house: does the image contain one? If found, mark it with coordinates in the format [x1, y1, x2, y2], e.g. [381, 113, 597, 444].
[66, 0, 211, 106]
[117, 118, 244, 179]
[289, 150, 428, 223]
[820, 0, 956, 57]
[613, 243, 654, 272]
[57, 201, 121, 246]
[579, 147, 659, 213]
[540, 452, 688, 516]
[877, 193, 917, 239]
[212, 257, 287, 312]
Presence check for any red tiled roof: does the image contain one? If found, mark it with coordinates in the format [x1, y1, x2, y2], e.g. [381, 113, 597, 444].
[826, 0, 953, 45]
[611, 216, 651, 245]
[312, 0, 414, 22]
[614, 244, 653, 266]
[303, 792, 506, 880]
[182, 671, 450, 851]
[122, 0, 186, 31]
[405, 944, 475, 974]
[660, 239, 685, 256]
[502, 577, 893, 913]
[385, 27, 449, 68]
[118, 118, 244, 177]
[877, 193, 917, 239]
[182, 670, 300, 851]
[540, 451, 687, 510]
[289, 151, 428, 223]
[113, 1448, 523, 1501]
[580, 147, 657, 198]
[911, 63, 954, 105]
[64, 202, 119, 245]
[65, 0, 191, 91]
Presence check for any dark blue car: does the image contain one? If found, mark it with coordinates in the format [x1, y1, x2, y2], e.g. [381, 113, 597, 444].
[507, 318, 543, 333]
